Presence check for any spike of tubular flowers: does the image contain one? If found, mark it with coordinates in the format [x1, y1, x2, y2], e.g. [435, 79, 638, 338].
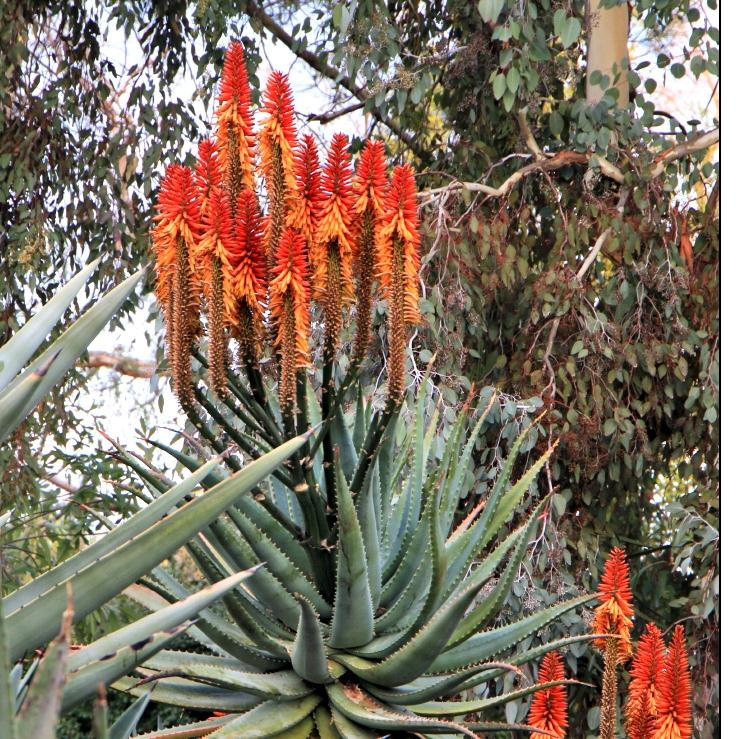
[653, 626, 692, 739]
[198, 186, 236, 396]
[527, 651, 569, 739]
[287, 133, 323, 253]
[313, 133, 356, 355]
[351, 140, 388, 364]
[194, 139, 222, 216]
[151, 164, 201, 408]
[626, 623, 666, 739]
[225, 188, 267, 365]
[377, 164, 421, 405]
[593, 547, 634, 739]
[216, 41, 256, 208]
[259, 71, 298, 268]
[270, 227, 311, 413]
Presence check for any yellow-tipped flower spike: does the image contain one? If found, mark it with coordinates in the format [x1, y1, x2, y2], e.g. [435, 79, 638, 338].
[351, 140, 389, 363]
[288, 133, 323, 253]
[313, 133, 356, 353]
[377, 163, 421, 404]
[151, 164, 201, 408]
[216, 41, 256, 206]
[259, 71, 298, 268]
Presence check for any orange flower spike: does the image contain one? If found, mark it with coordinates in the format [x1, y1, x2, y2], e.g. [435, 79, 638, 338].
[228, 188, 266, 318]
[194, 139, 222, 216]
[351, 140, 389, 363]
[151, 164, 201, 407]
[198, 186, 236, 395]
[313, 132, 356, 303]
[593, 546, 634, 662]
[528, 652, 568, 739]
[378, 163, 421, 404]
[626, 623, 666, 739]
[653, 626, 693, 739]
[260, 71, 298, 267]
[216, 41, 256, 200]
[288, 133, 323, 249]
[270, 227, 311, 411]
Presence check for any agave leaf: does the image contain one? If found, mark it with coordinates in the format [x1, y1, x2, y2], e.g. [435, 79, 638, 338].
[0, 258, 100, 391]
[209, 694, 321, 738]
[15, 595, 72, 739]
[413, 679, 587, 716]
[0, 268, 144, 444]
[329, 465, 374, 648]
[62, 622, 192, 710]
[336, 577, 488, 687]
[449, 497, 548, 645]
[326, 682, 479, 738]
[114, 675, 261, 711]
[429, 592, 596, 672]
[67, 569, 260, 672]
[5, 455, 221, 615]
[291, 596, 332, 684]
[6, 432, 310, 661]
[108, 690, 151, 739]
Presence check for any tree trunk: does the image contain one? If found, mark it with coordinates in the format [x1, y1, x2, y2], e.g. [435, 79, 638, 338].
[586, 0, 630, 107]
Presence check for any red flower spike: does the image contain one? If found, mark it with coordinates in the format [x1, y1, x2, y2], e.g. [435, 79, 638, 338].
[313, 132, 356, 304]
[195, 139, 222, 216]
[353, 140, 389, 225]
[626, 623, 666, 739]
[528, 652, 568, 739]
[593, 547, 634, 663]
[259, 71, 298, 193]
[227, 188, 267, 321]
[216, 41, 256, 195]
[288, 133, 324, 249]
[653, 626, 693, 739]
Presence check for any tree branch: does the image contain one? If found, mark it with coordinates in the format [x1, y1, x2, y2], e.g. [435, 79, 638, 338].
[82, 352, 156, 378]
[419, 128, 719, 201]
[307, 100, 365, 124]
[245, 0, 427, 161]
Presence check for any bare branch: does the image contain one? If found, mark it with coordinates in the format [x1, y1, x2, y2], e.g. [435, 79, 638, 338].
[307, 100, 365, 124]
[83, 352, 156, 379]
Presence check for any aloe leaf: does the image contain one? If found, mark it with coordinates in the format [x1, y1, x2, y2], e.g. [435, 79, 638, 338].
[380, 508, 430, 608]
[332, 403, 358, 479]
[372, 558, 431, 638]
[336, 577, 488, 687]
[114, 675, 261, 711]
[329, 465, 374, 648]
[6, 432, 310, 660]
[0, 257, 100, 391]
[169, 663, 312, 700]
[128, 715, 235, 737]
[279, 715, 315, 739]
[429, 592, 597, 672]
[291, 596, 332, 684]
[108, 690, 151, 739]
[209, 694, 321, 738]
[449, 497, 548, 645]
[363, 661, 523, 706]
[352, 390, 366, 452]
[358, 467, 381, 608]
[5, 455, 221, 615]
[93, 688, 109, 739]
[62, 622, 192, 710]
[413, 679, 587, 716]
[315, 705, 342, 739]
[326, 682, 478, 738]
[0, 268, 144, 443]
[15, 596, 72, 739]
[0, 577, 15, 739]
[67, 568, 260, 672]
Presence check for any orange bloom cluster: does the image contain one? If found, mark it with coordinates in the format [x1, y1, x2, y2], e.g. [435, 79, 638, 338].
[653, 626, 693, 739]
[626, 623, 666, 738]
[216, 41, 256, 195]
[527, 651, 568, 739]
[593, 546, 634, 662]
[151, 46, 422, 411]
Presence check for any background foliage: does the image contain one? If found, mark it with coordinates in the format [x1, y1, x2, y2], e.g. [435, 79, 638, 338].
[0, 0, 718, 736]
